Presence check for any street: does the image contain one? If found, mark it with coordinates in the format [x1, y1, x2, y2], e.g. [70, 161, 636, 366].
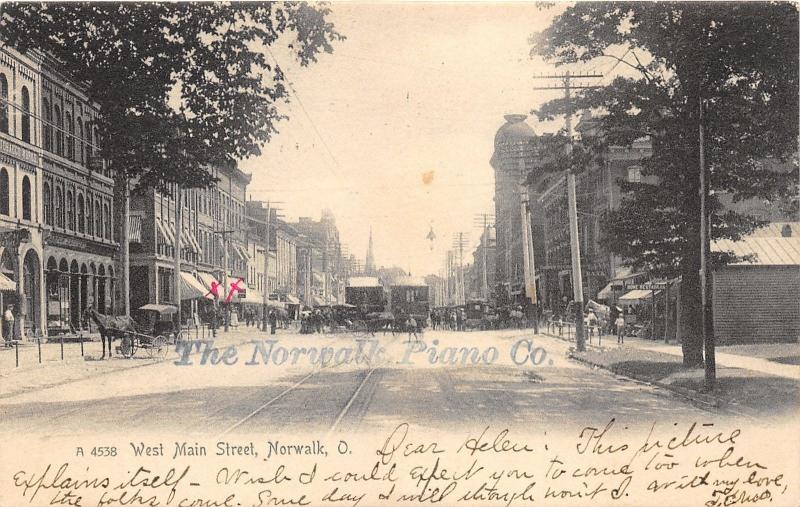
[0, 328, 739, 439]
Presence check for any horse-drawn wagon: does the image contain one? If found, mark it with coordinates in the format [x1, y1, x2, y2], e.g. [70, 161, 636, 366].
[84, 303, 179, 359]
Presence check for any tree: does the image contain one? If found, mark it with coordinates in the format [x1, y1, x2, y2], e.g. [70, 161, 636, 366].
[0, 2, 343, 191]
[532, 2, 798, 366]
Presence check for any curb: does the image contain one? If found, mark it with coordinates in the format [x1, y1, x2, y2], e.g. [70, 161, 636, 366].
[566, 351, 722, 410]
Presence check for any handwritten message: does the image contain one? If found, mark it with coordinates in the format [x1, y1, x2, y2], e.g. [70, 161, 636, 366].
[4, 420, 793, 507]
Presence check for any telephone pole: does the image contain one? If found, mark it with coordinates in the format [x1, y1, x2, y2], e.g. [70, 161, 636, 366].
[473, 213, 495, 301]
[452, 233, 469, 304]
[699, 97, 715, 389]
[533, 70, 603, 352]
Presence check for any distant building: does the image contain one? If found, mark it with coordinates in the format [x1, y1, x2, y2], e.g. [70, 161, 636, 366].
[532, 111, 653, 311]
[293, 210, 344, 304]
[364, 226, 376, 276]
[490, 114, 545, 306]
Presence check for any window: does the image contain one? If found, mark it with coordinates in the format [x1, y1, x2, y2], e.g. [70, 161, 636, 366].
[0, 74, 8, 133]
[158, 268, 173, 303]
[94, 201, 102, 238]
[76, 119, 84, 164]
[43, 183, 52, 225]
[85, 120, 93, 160]
[21, 176, 30, 220]
[66, 190, 74, 230]
[54, 105, 63, 156]
[103, 203, 110, 240]
[77, 194, 85, 233]
[627, 165, 642, 183]
[55, 186, 64, 228]
[86, 196, 94, 235]
[43, 98, 53, 151]
[21, 87, 30, 143]
[0, 168, 8, 215]
[66, 112, 74, 160]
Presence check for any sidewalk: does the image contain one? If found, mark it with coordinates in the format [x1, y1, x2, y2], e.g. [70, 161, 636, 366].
[625, 335, 800, 380]
[0, 325, 279, 399]
[542, 325, 800, 417]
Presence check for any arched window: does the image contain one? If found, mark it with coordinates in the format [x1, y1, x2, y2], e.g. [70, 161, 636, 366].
[22, 176, 32, 220]
[43, 98, 53, 151]
[86, 195, 94, 235]
[54, 105, 63, 156]
[76, 118, 83, 164]
[0, 168, 8, 215]
[94, 201, 102, 238]
[85, 120, 92, 160]
[77, 194, 85, 233]
[66, 190, 74, 230]
[103, 203, 111, 240]
[66, 112, 74, 160]
[55, 185, 64, 228]
[20, 87, 30, 143]
[43, 182, 52, 225]
[0, 74, 8, 133]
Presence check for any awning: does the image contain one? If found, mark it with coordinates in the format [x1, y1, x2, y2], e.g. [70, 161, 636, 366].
[182, 228, 202, 254]
[164, 221, 178, 246]
[313, 272, 324, 284]
[619, 289, 662, 303]
[138, 303, 178, 314]
[312, 296, 326, 306]
[129, 215, 142, 243]
[237, 245, 251, 262]
[155, 219, 173, 245]
[240, 289, 264, 305]
[180, 271, 208, 300]
[597, 281, 624, 299]
[283, 294, 301, 305]
[198, 271, 223, 300]
[231, 245, 246, 263]
[0, 272, 15, 291]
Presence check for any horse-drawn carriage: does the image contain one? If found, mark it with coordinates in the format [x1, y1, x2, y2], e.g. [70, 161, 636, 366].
[84, 304, 179, 359]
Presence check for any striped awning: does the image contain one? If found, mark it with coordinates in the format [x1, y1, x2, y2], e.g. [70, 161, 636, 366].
[0, 272, 15, 291]
[180, 271, 208, 300]
[154, 219, 172, 245]
[129, 215, 142, 243]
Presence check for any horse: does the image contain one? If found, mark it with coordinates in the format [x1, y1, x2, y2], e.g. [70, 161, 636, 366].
[83, 306, 137, 359]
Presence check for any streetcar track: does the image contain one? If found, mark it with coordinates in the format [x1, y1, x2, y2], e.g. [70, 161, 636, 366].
[213, 333, 400, 438]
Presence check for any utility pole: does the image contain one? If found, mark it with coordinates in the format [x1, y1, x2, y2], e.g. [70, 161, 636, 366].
[120, 176, 130, 318]
[452, 233, 469, 304]
[519, 185, 539, 333]
[262, 201, 271, 332]
[174, 184, 182, 335]
[533, 70, 603, 352]
[473, 213, 495, 301]
[699, 97, 715, 389]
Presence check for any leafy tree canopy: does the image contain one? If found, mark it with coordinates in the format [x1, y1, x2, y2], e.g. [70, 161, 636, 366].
[0, 2, 343, 191]
[531, 2, 798, 364]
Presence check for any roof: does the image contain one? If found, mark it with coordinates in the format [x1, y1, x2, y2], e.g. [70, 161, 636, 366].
[712, 236, 800, 266]
[347, 277, 382, 288]
[391, 276, 427, 287]
[494, 114, 536, 147]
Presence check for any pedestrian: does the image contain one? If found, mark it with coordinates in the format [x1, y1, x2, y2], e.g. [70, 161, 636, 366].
[3, 304, 15, 346]
[269, 310, 277, 335]
[407, 316, 418, 341]
[616, 315, 625, 344]
[587, 310, 597, 339]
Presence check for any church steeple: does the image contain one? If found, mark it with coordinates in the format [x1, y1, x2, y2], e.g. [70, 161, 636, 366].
[365, 226, 375, 276]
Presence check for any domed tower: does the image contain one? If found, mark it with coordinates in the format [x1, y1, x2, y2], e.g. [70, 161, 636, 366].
[490, 114, 540, 301]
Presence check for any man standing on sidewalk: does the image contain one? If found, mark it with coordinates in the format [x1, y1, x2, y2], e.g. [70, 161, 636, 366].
[3, 304, 14, 347]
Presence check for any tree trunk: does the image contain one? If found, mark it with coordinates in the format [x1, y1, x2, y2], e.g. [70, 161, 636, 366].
[678, 87, 705, 367]
[679, 254, 704, 367]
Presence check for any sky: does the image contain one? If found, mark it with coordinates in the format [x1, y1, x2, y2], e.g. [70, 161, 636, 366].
[240, 2, 615, 277]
